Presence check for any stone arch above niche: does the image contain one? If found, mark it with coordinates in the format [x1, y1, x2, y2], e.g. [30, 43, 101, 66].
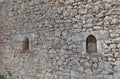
[86, 35, 97, 53]
[22, 37, 29, 51]
[72, 30, 109, 41]
[19, 33, 34, 41]
[71, 30, 108, 54]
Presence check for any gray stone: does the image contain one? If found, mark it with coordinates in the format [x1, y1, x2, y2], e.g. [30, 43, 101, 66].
[77, 67, 84, 73]
[103, 75, 113, 79]
[65, 0, 75, 4]
[97, 13, 104, 18]
[84, 68, 92, 74]
[93, 63, 97, 69]
[49, 49, 56, 54]
[63, 10, 69, 17]
[57, 60, 63, 66]
[70, 70, 79, 78]
[19, 34, 25, 41]
[71, 33, 85, 41]
[55, 32, 61, 36]
[19, 33, 34, 41]
[78, 9, 88, 14]
[27, 33, 35, 41]
[84, 23, 93, 28]
[98, 61, 111, 69]
[101, 71, 109, 74]
[113, 73, 120, 79]
[20, 69, 25, 75]
[84, 61, 90, 67]
[111, 18, 119, 24]
[115, 61, 120, 66]
[106, 0, 113, 3]
[91, 57, 98, 63]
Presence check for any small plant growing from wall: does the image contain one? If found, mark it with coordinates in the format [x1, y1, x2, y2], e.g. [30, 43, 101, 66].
[0, 75, 5, 79]
[0, 71, 12, 79]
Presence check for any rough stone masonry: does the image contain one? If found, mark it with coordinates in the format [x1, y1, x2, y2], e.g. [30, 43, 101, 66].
[0, 0, 120, 79]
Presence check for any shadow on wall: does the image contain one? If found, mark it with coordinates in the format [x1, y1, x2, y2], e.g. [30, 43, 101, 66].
[86, 35, 97, 53]
[22, 37, 29, 51]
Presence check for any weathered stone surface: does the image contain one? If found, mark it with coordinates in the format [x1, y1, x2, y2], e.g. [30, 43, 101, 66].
[0, 0, 119, 79]
[70, 70, 79, 78]
[98, 61, 111, 69]
[113, 73, 120, 79]
[77, 67, 84, 73]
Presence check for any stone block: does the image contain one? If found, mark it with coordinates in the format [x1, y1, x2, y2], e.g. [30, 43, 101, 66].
[71, 33, 85, 41]
[77, 67, 84, 73]
[27, 33, 35, 41]
[113, 73, 120, 79]
[19, 33, 34, 41]
[115, 61, 120, 66]
[84, 61, 90, 67]
[53, 1, 64, 8]
[65, 0, 75, 4]
[19, 34, 25, 41]
[103, 75, 113, 79]
[111, 18, 118, 24]
[84, 68, 92, 74]
[78, 8, 88, 14]
[114, 66, 120, 72]
[98, 61, 111, 69]
[70, 70, 79, 78]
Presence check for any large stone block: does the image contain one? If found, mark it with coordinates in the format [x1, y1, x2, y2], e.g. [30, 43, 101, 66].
[113, 73, 120, 79]
[19, 33, 35, 41]
[70, 70, 79, 78]
[98, 61, 111, 69]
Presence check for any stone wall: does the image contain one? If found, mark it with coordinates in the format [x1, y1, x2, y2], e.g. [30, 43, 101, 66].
[0, 0, 120, 79]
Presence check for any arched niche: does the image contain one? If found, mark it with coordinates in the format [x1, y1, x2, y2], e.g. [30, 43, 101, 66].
[22, 37, 29, 51]
[86, 35, 97, 53]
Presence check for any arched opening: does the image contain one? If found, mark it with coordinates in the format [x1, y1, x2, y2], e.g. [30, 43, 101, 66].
[86, 35, 97, 53]
[22, 37, 29, 51]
